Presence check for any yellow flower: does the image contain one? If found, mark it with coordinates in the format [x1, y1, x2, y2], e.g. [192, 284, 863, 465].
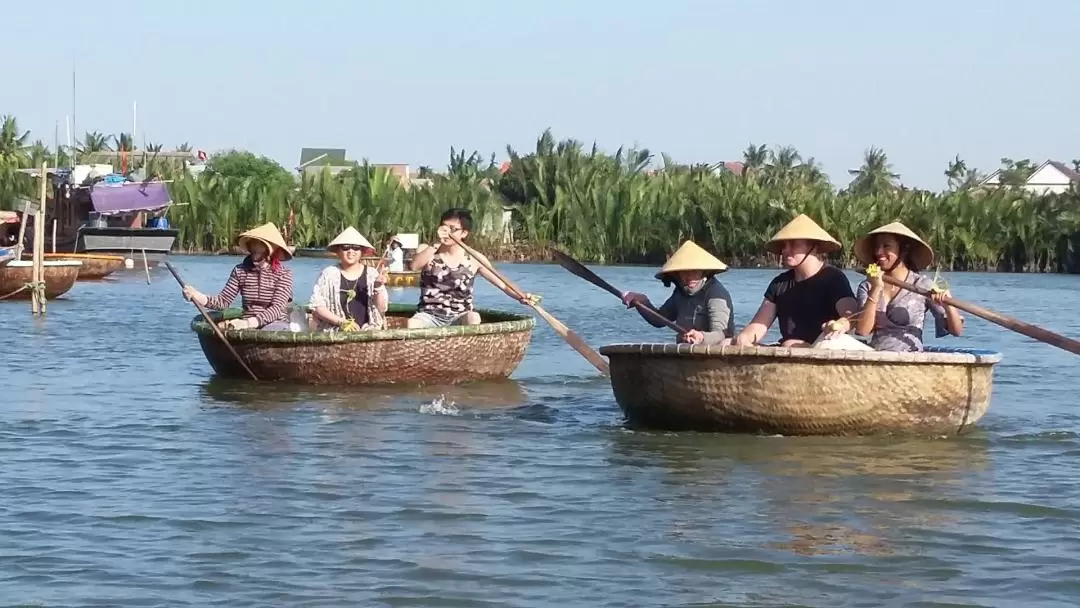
[865, 263, 882, 278]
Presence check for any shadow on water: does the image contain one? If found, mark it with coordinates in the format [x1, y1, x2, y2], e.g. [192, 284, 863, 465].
[605, 430, 993, 558]
[606, 429, 992, 478]
[198, 376, 531, 412]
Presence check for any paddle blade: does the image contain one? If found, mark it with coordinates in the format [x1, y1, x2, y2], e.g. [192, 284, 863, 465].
[549, 249, 623, 299]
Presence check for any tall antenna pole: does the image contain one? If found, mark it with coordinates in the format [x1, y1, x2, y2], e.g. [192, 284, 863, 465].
[71, 68, 77, 166]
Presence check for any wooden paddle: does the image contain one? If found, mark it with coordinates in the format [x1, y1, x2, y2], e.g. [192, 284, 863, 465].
[550, 248, 689, 334]
[447, 235, 610, 376]
[164, 261, 260, 380]
[864, 270, 1080, 357]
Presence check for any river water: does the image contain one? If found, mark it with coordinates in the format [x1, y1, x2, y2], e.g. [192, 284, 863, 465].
[3, 255, 1080, 607]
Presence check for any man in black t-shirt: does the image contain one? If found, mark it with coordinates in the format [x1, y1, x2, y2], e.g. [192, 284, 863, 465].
[730, 214, 857, 347]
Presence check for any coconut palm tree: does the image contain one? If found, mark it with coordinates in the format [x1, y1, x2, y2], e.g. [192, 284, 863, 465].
[0, 115, 31, 167]
[847, 147, 899, 195]
[78, 131, 111, 156]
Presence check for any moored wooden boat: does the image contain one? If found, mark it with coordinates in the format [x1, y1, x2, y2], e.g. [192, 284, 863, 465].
[292, 247, 335, 259]
[0, 260, 82, 300]
[386, 270, 420, 287]
[599, 343, 1002, 436]
[20, 252, 125, 280]
[191, 303, 535, 385]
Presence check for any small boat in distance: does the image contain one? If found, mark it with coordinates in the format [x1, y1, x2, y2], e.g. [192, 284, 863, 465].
[19, 252, 126, 280]
[0, 259, 82, 300]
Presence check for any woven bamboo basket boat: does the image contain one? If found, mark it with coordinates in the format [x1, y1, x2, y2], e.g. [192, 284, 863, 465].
[191, 303, 535, 385]
[599, 343, 1003, 436]
[0, 260, 82, 300]
[21, 252, 125, 280]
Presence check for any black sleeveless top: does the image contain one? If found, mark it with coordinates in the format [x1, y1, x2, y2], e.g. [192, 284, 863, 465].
[339, 267, 369, 326]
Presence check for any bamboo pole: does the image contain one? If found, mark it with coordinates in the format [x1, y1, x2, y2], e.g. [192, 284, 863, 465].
[31, 162, 47, 315]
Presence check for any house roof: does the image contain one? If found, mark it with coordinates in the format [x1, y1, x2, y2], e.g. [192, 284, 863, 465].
[1046, 160, 1080, 183]
[298, 147, 347, 167]
[977, 159, 1080, 187]
[722, 161, 746, 175]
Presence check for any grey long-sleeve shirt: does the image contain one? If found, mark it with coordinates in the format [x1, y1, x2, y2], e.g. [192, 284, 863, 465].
[637, 277, 735, 344]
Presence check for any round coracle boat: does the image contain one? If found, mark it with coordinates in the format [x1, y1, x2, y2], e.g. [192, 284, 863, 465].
[598, 343, 1003, 436]
[21, 252, 125, 280]
[192, 303, 535, 385]
[0, 260, 82, 300]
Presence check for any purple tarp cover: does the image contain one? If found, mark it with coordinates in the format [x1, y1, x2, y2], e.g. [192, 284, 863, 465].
[89, 181, 172, 215]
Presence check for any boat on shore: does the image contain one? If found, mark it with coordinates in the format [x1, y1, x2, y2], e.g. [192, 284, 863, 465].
[0, 259, 82, 300]
[190, 303, 534, 385]
[18, 166, 177, 265]
[19, 252, 125, 280]
[599, 343, 1002, 436]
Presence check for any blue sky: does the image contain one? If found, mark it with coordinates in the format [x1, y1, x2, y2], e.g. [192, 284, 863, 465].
[3, 0, 1077, 190]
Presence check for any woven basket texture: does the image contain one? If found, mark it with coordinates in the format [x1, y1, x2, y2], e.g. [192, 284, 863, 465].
[598, 343, 1002, 436]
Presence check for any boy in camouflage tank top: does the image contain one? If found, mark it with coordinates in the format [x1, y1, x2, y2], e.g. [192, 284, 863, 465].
[408, 208, 535, 329]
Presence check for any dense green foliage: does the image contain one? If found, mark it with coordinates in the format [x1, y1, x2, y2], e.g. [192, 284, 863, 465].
[2, 113, 1078, 271]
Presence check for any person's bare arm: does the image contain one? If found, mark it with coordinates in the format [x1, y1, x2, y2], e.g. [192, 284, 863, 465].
[733, 300, 777, 345]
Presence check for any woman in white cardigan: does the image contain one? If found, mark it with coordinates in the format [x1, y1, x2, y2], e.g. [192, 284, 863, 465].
[308, 227, 389, 332]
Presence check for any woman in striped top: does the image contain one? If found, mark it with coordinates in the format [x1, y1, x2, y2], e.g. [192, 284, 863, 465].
[182, 222, 295, 331]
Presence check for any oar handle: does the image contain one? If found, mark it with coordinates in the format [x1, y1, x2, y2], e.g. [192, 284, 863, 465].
[630, 300, 689, 334]
[448, 235, 610, 375]
[862, 269, 1080, 357]
[164, 260, 186, 286]
[164, 261, 260, 380]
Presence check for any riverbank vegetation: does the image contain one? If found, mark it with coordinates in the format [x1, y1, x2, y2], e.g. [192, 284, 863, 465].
[2, 113, 1079, 271]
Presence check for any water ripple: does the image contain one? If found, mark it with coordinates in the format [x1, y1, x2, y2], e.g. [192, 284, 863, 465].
[1, 261, 1079, 606]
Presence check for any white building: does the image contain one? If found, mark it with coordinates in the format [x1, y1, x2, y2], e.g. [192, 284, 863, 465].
[979, 160, 1080, 195]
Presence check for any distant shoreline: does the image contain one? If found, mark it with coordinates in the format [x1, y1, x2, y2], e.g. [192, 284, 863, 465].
[166, 249, 1047, 273]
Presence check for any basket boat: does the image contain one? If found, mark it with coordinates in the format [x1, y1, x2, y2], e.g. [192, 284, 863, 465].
[598, 343, 1002, 436]
[191, 303, 535, 385]
[21, 252, 125, 280]
[0, 260, 82, 300]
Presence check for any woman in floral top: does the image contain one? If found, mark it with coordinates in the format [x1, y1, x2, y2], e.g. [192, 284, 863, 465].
[853, 221, 964, 352]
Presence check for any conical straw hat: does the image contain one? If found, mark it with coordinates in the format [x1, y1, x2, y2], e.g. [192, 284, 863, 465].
[327, 226, 374, 251]
[765, 214, 842, 254]
[655, 240, 728, 280]
[853, 221, 934, 270]
[236, 222, 293, 261]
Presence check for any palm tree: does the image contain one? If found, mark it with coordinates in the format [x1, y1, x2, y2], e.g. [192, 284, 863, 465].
[0, 115, 31, 167]
[78, 131, 111, 156]
[742, 143, 768, 172]
[847, 147, 899, 195]
[114, 132, 135, 153]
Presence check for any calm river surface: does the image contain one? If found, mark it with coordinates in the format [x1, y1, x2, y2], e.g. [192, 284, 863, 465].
[3, 255, 1080, 607]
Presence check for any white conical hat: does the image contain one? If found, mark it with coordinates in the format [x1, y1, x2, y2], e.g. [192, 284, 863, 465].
[326, 226, 374, 251]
